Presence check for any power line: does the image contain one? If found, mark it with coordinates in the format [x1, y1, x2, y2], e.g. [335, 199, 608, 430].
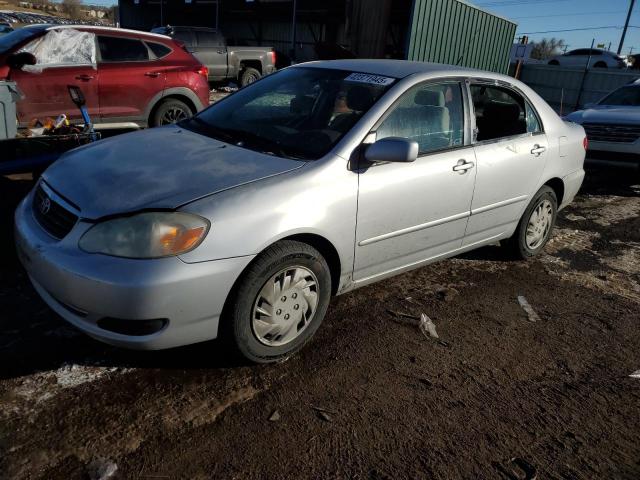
[517, 25, 640, 35]
[477, 0, 572, 7]
[511, 11, 626, 20]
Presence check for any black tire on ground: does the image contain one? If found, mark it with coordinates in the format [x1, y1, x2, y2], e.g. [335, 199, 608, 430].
[150, 98, 193, 127]
[593, 61, 607, 68]
[223, 240, 332, 363]
[502, 186, 558, 260]
[548, 60, 560, 65]
[240, 67, 261, 87]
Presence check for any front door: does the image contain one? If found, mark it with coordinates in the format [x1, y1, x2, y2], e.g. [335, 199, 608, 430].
[96, 35, 166, 122]
[354, 81, 476, 283]
[10, 29, 99, 126]
[464, 82, 549, 246]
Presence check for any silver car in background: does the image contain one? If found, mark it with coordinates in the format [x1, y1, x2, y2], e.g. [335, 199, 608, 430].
[15, 60, 586, 363]
[566, 80, 640, 167]
[548, 48, 627, 69]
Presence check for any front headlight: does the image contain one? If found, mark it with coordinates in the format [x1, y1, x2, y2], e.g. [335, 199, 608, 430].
[79, 212, 209, 259]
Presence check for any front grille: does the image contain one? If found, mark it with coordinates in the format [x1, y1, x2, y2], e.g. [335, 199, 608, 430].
[32, 184, 78, 239]
[582, 123, 640, 143]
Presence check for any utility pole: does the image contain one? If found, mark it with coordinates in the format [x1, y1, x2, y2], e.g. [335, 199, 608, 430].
[618, 0, 636, 55]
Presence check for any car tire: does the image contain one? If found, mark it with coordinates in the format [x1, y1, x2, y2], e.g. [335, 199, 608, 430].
[502, 186, 558, 260]
[240, 67, 261, 87]
[548, 60, 560, 66]
[223, 240, 332, 363]
[594, 61, 607, 68]
[150, 98, 193, 127]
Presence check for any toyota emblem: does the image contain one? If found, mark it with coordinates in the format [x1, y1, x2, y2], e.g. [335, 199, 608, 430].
[39, 196, 51, 215]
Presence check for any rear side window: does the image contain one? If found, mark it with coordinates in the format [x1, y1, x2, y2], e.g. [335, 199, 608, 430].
[98, 36, 149, 62]
[195, 31, 223, 47]
[147, 42, 171, 59]
[471, 84, 536, 141]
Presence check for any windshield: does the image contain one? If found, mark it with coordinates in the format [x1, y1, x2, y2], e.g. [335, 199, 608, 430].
[599, 86, 640, 106]
[0, 26, 43, 54]
[182, 67, 396, 160]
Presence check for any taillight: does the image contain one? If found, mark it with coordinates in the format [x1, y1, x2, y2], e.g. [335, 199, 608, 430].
[195, 65, 208, 78]
[270, 49, 276, 66]
[583, 136, 589, 151]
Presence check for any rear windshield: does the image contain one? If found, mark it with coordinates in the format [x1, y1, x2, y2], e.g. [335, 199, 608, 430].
[599, 86, 640, 106]
[182, 67, 396, 160]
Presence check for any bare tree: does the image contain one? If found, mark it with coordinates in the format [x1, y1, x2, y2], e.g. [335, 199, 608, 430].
[62, 0, 82, 20]
[531, 38, 567, 60]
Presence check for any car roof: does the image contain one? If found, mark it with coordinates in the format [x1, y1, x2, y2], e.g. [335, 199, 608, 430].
[295, 59, 486, 80]
[30, 24, 171, 40]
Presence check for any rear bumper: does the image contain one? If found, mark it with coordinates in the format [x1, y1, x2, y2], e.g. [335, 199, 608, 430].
[14, 192, 254, 349]
[560, 168, 585, 210]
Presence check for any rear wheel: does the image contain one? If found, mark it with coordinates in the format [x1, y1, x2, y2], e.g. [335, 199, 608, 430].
[223, 240, 332, 363]
[150, 98, 193, 127]
[502, 186, 558, 259]
[594, 61, 607, 68]
[240, 67, 261, 87]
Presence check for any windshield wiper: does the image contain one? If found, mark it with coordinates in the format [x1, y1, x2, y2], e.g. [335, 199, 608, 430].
[183, 117, 237, 144]
[221, 127, 309, 160]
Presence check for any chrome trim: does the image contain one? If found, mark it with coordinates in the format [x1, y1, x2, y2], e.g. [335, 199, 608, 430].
[471, 195, 528, 216]
[359, 211, 470, 246]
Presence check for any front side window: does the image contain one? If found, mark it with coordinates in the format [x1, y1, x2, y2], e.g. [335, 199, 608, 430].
[471, 84, 538, 142]
[375, 82, 464, 154]
[98, 36, 149, 62]
[20, 29, 96, 68]
[184, 67, 395, 159]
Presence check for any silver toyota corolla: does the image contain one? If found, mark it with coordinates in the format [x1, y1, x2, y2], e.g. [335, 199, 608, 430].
[15, 60, 586, 362]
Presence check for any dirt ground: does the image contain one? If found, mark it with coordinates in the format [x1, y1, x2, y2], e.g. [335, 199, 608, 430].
[1, 164, 639, 480]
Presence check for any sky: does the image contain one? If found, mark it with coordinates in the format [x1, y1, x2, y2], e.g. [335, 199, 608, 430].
[65, 0, 640, 55]
[475, 0, 640, 54]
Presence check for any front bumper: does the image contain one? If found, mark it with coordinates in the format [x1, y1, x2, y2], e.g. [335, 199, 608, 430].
[587, 138, 640, 159]
[14, 191, 254, 350]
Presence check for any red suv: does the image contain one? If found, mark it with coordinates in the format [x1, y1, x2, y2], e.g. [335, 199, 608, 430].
[0, 25, 210, 128]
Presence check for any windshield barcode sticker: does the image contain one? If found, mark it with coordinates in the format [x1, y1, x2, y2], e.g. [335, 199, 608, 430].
[345, 73, 395, 86]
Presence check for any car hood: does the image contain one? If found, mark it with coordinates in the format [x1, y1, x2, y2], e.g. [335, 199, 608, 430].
[566, 106, 640, 125]
[42, 125, 306, 220]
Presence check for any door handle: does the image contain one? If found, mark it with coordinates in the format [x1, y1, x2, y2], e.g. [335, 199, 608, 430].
[144, 71, 160, 78]
[452, 159, 475, 174]
[75, 74, 94, 81]
[531, 144, 546, 156]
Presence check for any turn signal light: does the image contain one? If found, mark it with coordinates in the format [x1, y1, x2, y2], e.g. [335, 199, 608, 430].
[583, 136, 589, 151]
[270, 49, 277, 66]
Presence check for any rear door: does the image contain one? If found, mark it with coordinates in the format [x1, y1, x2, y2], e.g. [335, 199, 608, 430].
[464, 81, 548, 246]
[96, 35, 166, 122]
[11, 29, 99, 126]
[192, 30, 227, 79]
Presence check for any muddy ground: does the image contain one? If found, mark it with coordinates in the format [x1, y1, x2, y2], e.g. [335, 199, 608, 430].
[1, 164, 639, 480]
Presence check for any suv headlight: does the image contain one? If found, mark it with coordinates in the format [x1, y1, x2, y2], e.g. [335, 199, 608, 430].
[79, 212, 209, 259]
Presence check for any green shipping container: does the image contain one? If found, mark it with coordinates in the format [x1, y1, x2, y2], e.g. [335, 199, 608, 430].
[406, 0, 517, 74]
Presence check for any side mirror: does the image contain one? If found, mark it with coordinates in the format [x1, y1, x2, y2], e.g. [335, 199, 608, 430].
[365, 137, 418, 163]
[67, 85, 86, 107]
[7, 52, 36, 69]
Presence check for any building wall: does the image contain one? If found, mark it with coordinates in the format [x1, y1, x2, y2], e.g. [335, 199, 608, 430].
[407, 0, 517, 73]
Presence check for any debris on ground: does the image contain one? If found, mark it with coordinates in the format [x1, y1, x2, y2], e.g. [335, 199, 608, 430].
[629, 370, 640, 379]
[87, 458, 117, 480]
[564, 213, 587, 222]
[517, 295, 541, 322]
[419, 313, 439, 339]
[268, 410, 281, 422]
[495, 457, 538, 480]
[317, 411, 331, 422]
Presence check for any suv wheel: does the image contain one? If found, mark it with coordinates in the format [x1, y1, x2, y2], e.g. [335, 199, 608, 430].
[151, 98, 193, 127]
[240, 67, 261, 87]
[502, 186, 558, 259]
[223, 240, 332, 363]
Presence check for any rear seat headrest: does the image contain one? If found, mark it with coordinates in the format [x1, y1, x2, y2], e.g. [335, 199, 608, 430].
[414, 90, 445, 107]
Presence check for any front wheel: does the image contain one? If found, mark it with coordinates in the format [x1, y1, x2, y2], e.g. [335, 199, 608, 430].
[223, 240, 332, 363]
[502, 186, 558, 259]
